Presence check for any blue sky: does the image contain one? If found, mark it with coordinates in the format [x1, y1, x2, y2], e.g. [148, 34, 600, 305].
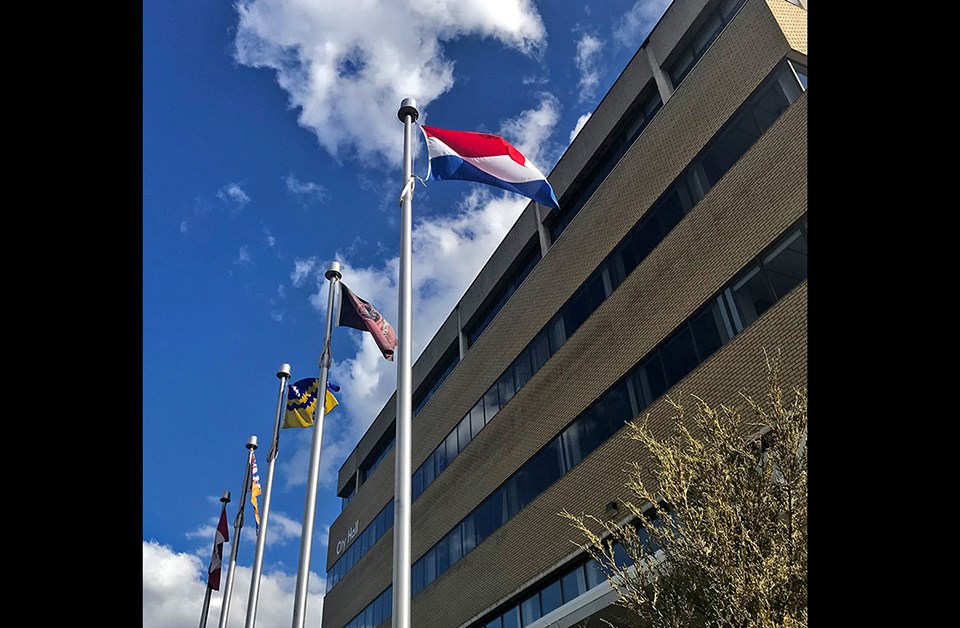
[142, 1, 671, 626]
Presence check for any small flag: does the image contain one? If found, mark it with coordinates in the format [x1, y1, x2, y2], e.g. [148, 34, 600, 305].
[421, 125, 560, 210]
[283, 377, 340, 429]
[250, 453, 262, 532]
[338, 283, 398, 361]
[207, 506, 229, 591]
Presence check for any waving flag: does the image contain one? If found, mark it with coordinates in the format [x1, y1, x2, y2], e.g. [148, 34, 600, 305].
[338, 283, 398, 361]
[207, 507, 230, 591]
[250, 453, 262, 532]
[421, 125, 560, 210]
[283, 377, 340, 429]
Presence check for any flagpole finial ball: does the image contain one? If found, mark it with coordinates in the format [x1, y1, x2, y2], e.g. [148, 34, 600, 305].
[277, 363, 291, 379]
[325, 261, 342, 281]
[398, 98, 419, 122]
[247, 435, 259, 450]
[221, 491, 231, 504]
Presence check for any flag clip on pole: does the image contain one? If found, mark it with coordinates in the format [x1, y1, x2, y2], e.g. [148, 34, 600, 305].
[244, 364, 292, 628]
[219, 436, 259, 628]
[199, 491, 231, 628]
[291, 262, 342, 628]
[393, 97, 419, 628]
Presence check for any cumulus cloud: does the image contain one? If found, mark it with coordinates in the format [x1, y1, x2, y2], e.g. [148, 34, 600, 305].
[613, 0, 672, 48]
[291, 258, 318, 287]
[180, 220, 189, 234]
[569, 112, 592, 144]
[285, 174, 328, 205]
[575, 33, 603, 103]
[218, 182, 251, 207]
[498, 93, 563, 173]
[265, 228, 276, 247]
[143, 540, 323, 628]
[235, 245, 253, 265]
[233, 0, 548, 167]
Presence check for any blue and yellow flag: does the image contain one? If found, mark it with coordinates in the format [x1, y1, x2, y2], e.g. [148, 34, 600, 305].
[283, 377, 340, 429]
[250, 452, 262, 531]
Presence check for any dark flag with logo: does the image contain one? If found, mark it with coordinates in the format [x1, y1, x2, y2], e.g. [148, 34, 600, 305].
[338, 283, 398, 361]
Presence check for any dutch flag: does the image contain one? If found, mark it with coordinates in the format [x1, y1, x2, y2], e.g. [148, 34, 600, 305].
[421, 125, 560, 210]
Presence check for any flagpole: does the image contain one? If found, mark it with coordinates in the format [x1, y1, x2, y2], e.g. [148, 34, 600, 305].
[219, 435, 259, 628]
[291, 262, 342, 628]
[244, 364, 292, 628]
[393, 97, 419, 628]
[200, 491, 231, 628]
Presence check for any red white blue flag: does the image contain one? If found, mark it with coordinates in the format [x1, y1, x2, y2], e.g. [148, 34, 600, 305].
[421, 125, 560, 210]
[207, 506, 230, 591]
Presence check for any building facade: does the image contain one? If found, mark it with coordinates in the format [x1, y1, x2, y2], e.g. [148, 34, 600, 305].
[322, 0, 808, 626]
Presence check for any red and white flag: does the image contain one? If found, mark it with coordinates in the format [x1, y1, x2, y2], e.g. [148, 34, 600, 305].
[207, 507, 230, 591]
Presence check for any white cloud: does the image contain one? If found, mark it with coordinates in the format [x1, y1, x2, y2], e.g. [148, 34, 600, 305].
[271, 309, 285, 322]
[498, 93, 562, 173]
[575, 33, 603, 103]
[291, 258, 318, 287]
[233, 0, 548, 167]
[569, 112, 592, 144]
[143, 540, 324, 628]
[265, 228, 276, 247]
[218, 182, 251, 206]
[236, 245, 253, 265]
[180, 220, 189, 234]
[278, 284, 287, 299]
[613, 0, 672, 48]
[285, 173, 328, 204]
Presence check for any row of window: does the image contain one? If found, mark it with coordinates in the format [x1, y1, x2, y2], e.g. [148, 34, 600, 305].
[667, 0, 747, 87]
[410, 213, 806, 600]
[339, 585, 392, 628]
[549, 87, 663, 243]
[328, 58, 806, 596]
[466, 244, 543, 349]
[326, 500, 394, 592]
[475, 514, 663, 628]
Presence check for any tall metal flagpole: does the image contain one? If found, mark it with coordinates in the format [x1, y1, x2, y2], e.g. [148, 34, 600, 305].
[393, 97, 419, 628]
[291, 262, 342, 628]
[219, 435, 259, 628]
[244, 364, 292, 628]
[199, 491, 231, 628]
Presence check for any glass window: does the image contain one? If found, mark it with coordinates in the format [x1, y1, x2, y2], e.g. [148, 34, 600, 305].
[359, 526, 369, 556]
[612, 542, 632, 569]
[520, 593, 542, 626]
[483, 385, 500, 424]
[561, 565, 586, 603]
[513, 349, 533, 390]
[763, 228, 807, 299]
[471, 399, 485, 438]
[584, 558, 606, 589]
[449, 525, 462, 563]
[412, 465, 424, 500]
[540, 579, 563, 616]
[435, 533, 449, 576]
[547, 318, 566, 355]
[699, 108, 761, 187]
[461, 519, 476, 555]
[433, 442, 447, 476]
[372, 592, 384, 627]
[517, 439, 565, 509]
[412, 560, 424, 596]
[660, 326, 700, 387]
[501, 606, 521, 628]
[485, 618, 503, 628]
[423, 449, 435, 486]
[497, 369, 516, 408]
[689, 301, 729, 363]
[445, 430, 459, 466]
[749, 78, 793, 135]
[731, 264, 776, 327]
[423, 548, 436, 585]
[363, 605, 373, 628]
[530, 330, 551, 373]
[458, 415, 473, 451]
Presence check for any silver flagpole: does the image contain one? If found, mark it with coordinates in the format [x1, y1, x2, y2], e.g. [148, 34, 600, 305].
[291, 262, 342, 628]
[244, 364, 292, 628]
[219, 435, 259, 628]
[393, 97, 419, 628]
[199, 491, 231, 628]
